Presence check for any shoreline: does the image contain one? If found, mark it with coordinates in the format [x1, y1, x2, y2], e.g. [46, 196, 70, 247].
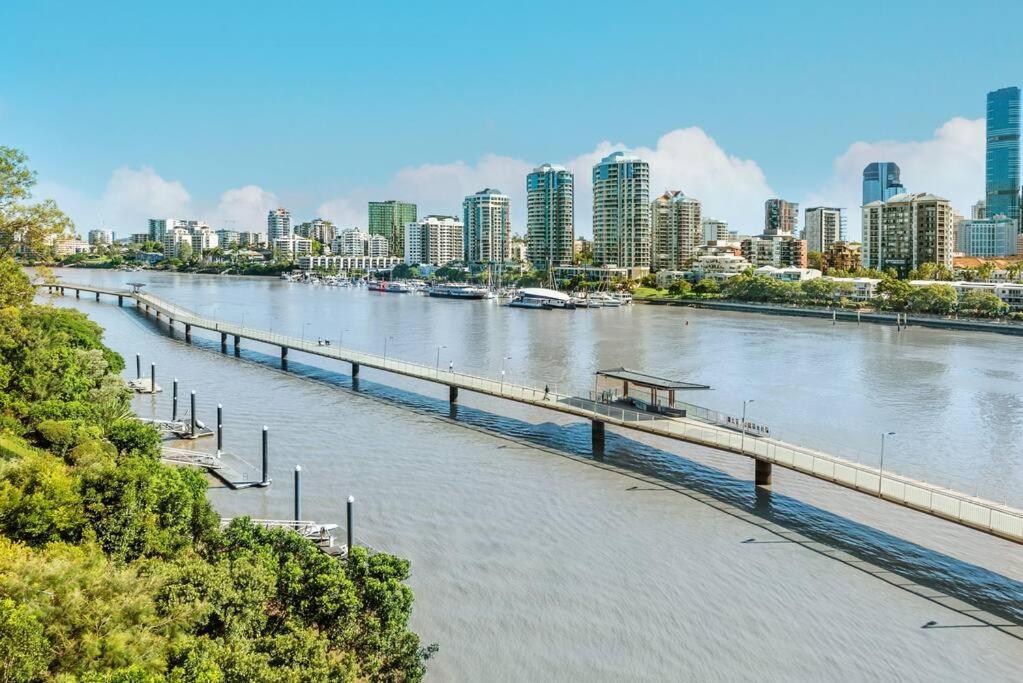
[636, 297, 1023, 336]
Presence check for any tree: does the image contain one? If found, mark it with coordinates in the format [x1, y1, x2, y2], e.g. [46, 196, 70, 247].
[877, 277, 912, 310]
[958, 290, 1008, 318]
[0, 147, 73, 258]
[907, 284, 958, 314]
[692, 278, 720, 295]
[0, 597, 50, 682]
[667, 280, 691, 297]
[177, 242, 193, 262]
[799, 277, 838, 305]
[807, 251, 825, 272]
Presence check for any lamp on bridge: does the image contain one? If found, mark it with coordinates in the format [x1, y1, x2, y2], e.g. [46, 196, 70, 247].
[740, 399, 755, 453]
[879, 432, 896, 495]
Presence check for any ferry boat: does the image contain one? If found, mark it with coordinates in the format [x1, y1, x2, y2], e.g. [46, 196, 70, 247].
[508, 287, 576, 310]
[367, 280, 386, 291]
[385, 281, 414, 293]
[427, 283, 490, 299]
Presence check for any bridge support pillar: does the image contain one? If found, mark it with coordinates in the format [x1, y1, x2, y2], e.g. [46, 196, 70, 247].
[220, 332, 227, 352]
[591, 420, 605, 453]
[351, 362, 359, 377]
[281, 346, 288, 370]
[233, 335, 240, 356]
[117, 295, 123, 306]
[59, 287, 64, 296]
[184, 324, 191, 342]
[95, 291, 99, 302]
[449, 385, 458, 403]
[755, 460, 773, 488]
[75, 289, 80, 298]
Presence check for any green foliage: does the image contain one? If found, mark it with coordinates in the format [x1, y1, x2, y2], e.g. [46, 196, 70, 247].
[0, 248, 430, 680]
[0, 146, 73, 259]
[0, 259, 33, 308]
[958, 289, 1009, 317]
[692, 278, 720, 295]
[667, 280, 691, 297]
[906, 284, 958, 315]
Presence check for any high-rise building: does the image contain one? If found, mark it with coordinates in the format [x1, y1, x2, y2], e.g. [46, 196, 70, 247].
[366, 234, 389, 257]
[862, 163, 906, 206]
[701, 218, 730, 245]
[368, 201, 417, 257]
[971, 199, 987, 220]
[592, 152, 651, 272]
[526, 164, 574, 269]
[87, 229, 113, 246]
[295, 218, 336, 244]
[861, 193, 954, 276]
[216, 229, 241, 247]
[267, 208, 292, 243]
[985, 86, 1021, 227]
[803, 207, 846, 253]
[462, 188, 511, 264]
[190, 226, 219, 253]
[651, 191, 701, 270]
[764, 199, 798, 236]
[148, 219, 206, 243]
[404, 215, 464, 266]
[956, 217, 1018, 256]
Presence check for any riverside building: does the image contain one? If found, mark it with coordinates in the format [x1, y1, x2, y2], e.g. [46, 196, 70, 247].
[87, 229, 113, 246]
[404, 215, 464, 266]
[861, 192, 954, 276]
[526, 164, 575, 270]
[368, 200, 417, 258]
[986, 87, 1021, 228]
[592, 151, 651, 276]
[463, 188, 511, 264]
[267, 208, 292, 243]
[295, 218, 337, 244]
[651, 191, 702, 270]
[803, 207, 846, 253]
[148, 219, 206, 243]
[956, 217, 1018, 256]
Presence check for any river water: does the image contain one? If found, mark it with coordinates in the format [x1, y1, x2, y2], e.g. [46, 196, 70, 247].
[45, 269, 1022, 681]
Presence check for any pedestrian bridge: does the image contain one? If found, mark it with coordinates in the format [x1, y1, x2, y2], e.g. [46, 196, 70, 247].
[39, 281, 1023, 545]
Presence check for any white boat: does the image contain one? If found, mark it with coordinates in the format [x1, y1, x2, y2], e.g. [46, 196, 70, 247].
[428, 283, 490, 299]
[385, 281, 414, 293]
[589, 292, 620, 307]
[508, 287, 576, 310]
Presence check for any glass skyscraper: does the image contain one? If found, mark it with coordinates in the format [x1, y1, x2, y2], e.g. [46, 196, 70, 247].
[368, 200, 417, 257]
[862, 162, 905, 205]
[985, 86, 1020, 227]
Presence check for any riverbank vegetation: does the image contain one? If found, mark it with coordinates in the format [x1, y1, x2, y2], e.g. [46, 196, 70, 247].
[1, 147, 433, 681]
[636, 272, 1016, 319]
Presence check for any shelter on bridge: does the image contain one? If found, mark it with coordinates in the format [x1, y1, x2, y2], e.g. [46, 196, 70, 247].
[595, 367, 708, 410]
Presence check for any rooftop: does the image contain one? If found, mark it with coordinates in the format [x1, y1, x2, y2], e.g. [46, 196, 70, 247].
[596, 367, 710, 390]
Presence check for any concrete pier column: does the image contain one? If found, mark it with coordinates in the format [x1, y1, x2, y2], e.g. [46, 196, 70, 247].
[260, 426, 270, 486]
[95, 291, 100, 302]
[755, 460, 773, 488]
[118, 295, 123, 307]
[220, 331, 227, 352]
[233, 335, 240, 357]
[351, 362, 360, 377]
[75, 289, 80, 298]
[449, 385, 458, 403]
[185, 324, 191, 342]
[591, 420, 605, 452]
[281, 346, 288, 370]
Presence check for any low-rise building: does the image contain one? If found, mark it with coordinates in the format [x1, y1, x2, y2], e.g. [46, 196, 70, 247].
[741, 234, 808, 268]
[754, 266, 822, 282]
[216, 229, 241, 247]
[274, 237, 313, 259]
[54, 238, 91, 257]
[191, 227, 219, 253]
[955, 217, 1018, 257]
[129, 233, 150, 244]
[825, 277, 882, 300]
[162, 227, 193, 257]
[908, 280, 1023, 311]
[690, 253, 752, 282]
[238, 232, 266, 248]
[823, 241, 862, 272]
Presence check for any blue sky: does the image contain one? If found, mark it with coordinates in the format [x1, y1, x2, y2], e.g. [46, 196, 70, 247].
[2, 0, 1020, 238]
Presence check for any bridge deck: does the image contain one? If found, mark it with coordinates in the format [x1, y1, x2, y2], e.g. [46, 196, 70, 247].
[40, 282, 1023, 544]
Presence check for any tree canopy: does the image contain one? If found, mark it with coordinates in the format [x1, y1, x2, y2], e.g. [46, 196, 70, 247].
[0, 147, 73, 259]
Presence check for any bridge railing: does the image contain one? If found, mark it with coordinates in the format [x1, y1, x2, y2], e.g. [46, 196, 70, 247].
[123, 289, 1023, 542]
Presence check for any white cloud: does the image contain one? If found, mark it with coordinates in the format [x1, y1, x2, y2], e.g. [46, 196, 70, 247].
[98, 166, 193, 230]
[212, 184, 280, 231]
[804, 117, 985, 240]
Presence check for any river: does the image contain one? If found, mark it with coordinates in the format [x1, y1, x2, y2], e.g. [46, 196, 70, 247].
[45, 269, 1022, 681]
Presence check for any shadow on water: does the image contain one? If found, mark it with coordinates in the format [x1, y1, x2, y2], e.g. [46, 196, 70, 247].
[153, 316, 1023, 630]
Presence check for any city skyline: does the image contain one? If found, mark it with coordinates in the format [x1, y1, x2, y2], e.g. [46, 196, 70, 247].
[2, 2, 1020, 242]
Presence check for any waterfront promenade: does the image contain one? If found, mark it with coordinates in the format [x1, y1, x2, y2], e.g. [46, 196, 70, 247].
[41, 281, 1023, 544]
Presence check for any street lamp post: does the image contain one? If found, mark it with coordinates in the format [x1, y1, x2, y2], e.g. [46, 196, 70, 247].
[340, 328, 349, 347]
[435, 345, 447, 371]
[879, 431, 895, 495]
[384, 335, 395, 359]
[740, 399, 755, 453]
[500, 355, 511, 390]
[301, 322, 311, 343]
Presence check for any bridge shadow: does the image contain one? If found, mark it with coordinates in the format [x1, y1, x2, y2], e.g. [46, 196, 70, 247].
[146, 316, 1023, 632]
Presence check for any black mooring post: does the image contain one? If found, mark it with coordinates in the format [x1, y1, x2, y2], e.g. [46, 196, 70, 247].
[217, 404, 223, 452]
[261, 426, 269, 485]
[172, 379, 179, 421]
[150, 363, 156, 392]
[136, 354, 141, 380]
[346, 495, 355, 551]
[294, 466, 302, 526]
[190, 391, 196, 437]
